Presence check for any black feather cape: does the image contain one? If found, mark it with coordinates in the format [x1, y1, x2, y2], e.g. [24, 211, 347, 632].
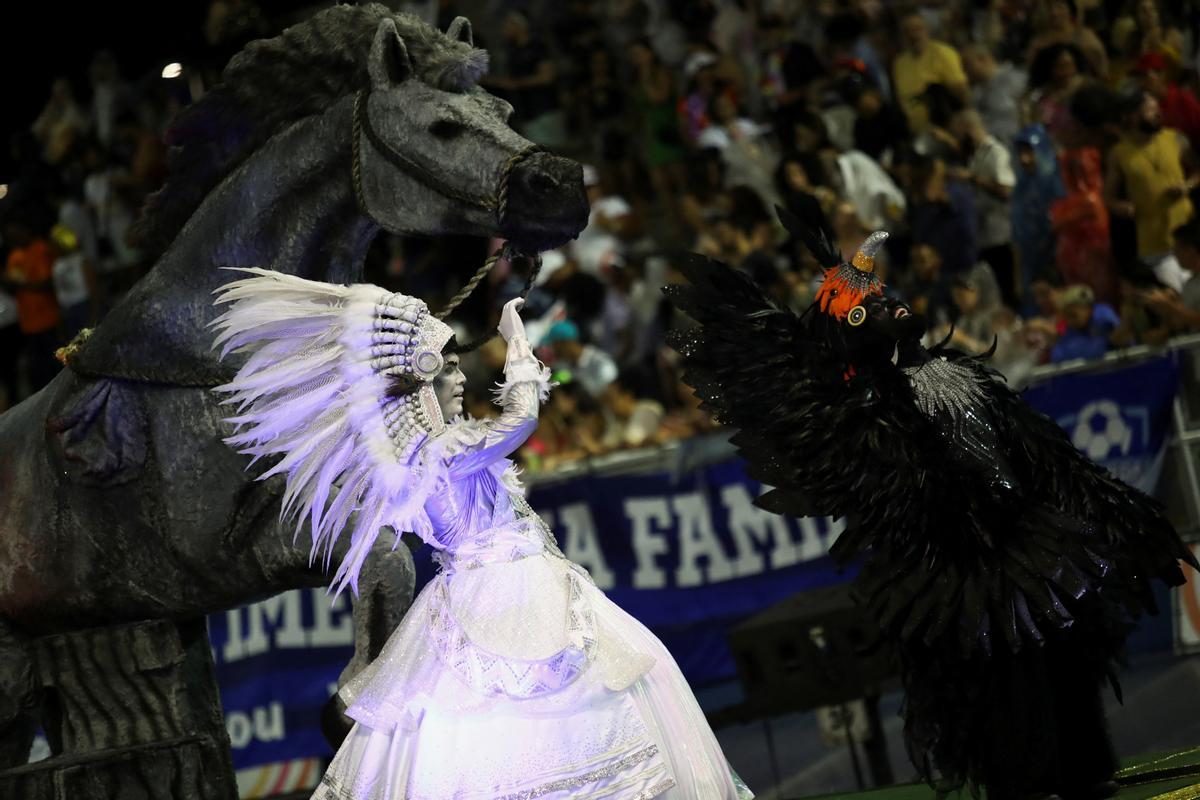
[666, 253, 1197, 792]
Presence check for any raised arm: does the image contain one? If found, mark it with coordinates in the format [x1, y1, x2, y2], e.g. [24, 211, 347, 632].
[445, 298, 552, 479]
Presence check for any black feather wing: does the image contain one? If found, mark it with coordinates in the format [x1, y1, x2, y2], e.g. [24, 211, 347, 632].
[669, 265, 1166, 660]
[776, 201, 841, 270]
[665, 252, 934, 524]
[984, 368, 1199, 610]
[667, 258, 1110, 659]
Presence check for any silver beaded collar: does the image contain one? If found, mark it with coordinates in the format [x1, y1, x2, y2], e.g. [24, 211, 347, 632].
[903, 356, 986, 419]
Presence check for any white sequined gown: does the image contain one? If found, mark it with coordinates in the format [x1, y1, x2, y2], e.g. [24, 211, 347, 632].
[313, 336, 751, 800]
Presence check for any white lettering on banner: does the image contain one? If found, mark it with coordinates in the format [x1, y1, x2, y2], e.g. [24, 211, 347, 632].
[673, 493, 735, 587]
[722, 484, 801, 574]
[223, 592, 304, 661]
[824, 516, 846, 547]
[222, 589, 354, 662]
[226, 702, 286, 750]
[310, 590, 355, 647]
[556, 503, 616, 589]
[559, 488, 848, 590]
[797, 516, 827, 561]
[627, 497, 672, 588]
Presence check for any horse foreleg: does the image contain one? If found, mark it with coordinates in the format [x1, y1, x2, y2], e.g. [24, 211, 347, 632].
[246, 501, 416, 749]
[341, 533, 416, 684]
[322, 531, 416, 748]
[0, 618, 38, 769]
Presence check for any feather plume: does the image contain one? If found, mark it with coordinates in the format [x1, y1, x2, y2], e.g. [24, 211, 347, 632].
[775, 200, 841, 270]
[212, 267, 448, 596]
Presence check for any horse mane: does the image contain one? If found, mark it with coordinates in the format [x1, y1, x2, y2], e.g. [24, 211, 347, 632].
[132, 2, 488, 255]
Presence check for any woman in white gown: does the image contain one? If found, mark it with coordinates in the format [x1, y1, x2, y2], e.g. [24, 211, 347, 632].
[212, 269, 752, 800]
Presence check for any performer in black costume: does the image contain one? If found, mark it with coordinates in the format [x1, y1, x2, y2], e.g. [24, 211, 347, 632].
[666, 203, 1198, 800]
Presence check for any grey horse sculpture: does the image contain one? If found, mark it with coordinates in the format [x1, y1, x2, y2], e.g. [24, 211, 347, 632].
[0, 4, 586, 767]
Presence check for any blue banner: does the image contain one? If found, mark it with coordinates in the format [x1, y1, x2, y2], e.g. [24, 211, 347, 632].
[209, 589, 355, 770]
[209, 355, 1183, 775]
[1021, 354, 1179, 493]
[527, 459, 850, 682]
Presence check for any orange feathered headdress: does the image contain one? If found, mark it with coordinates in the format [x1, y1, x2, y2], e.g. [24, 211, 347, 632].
[814, 231, 888, 319]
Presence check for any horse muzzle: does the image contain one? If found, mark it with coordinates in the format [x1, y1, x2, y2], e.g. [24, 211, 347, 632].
[499, 153, 588, 252]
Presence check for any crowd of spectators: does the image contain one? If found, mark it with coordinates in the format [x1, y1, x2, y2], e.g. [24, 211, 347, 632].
[5, 0, 1200, 472]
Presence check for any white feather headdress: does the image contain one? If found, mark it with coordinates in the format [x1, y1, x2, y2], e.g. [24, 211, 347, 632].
[211, 268, 454, 595]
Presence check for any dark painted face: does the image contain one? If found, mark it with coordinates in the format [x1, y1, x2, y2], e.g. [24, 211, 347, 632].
[839, 294, 926, 365]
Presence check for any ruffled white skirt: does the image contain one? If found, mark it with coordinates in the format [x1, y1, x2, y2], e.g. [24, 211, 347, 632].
[311, 551, 751, 800]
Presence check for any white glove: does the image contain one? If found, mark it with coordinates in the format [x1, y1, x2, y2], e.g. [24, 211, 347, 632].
[498, 297, 526, 343]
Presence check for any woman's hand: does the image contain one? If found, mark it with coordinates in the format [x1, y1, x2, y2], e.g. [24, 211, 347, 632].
[498, 297, 527, 343]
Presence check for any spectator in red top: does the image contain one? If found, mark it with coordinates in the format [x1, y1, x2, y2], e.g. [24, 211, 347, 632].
[1135, 51, 1200, 152]
[2, 215, 61, 392]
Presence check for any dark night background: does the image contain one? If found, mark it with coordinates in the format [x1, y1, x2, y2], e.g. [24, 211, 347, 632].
[0, 0, 316, 180]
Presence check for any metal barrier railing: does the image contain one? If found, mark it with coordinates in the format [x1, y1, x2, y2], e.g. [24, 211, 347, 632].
[1026, 333, 1200, 380]
[524, 429, 736, 488]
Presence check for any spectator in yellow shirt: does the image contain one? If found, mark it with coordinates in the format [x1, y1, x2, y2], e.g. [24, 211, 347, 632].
[1105, 88, 1195, 261]
[892, 12, 968, 134]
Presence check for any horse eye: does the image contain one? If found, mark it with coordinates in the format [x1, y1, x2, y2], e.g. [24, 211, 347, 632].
[429, 119, 464, 139]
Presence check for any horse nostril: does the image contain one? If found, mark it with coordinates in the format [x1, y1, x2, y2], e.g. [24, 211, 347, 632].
[528, 173, 556, 193]
[502, 153, 588, 242]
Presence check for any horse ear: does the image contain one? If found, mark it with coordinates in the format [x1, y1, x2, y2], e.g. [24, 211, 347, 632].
[369, 18, 413, 89]
[446, 16, 473, 46]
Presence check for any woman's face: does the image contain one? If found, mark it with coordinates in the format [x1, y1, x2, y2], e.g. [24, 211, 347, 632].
[432, 353, 466, 420]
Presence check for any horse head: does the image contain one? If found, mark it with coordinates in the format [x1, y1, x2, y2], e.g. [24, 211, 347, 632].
[356, 18, 588, 252]
[65, 6, 588, 383]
